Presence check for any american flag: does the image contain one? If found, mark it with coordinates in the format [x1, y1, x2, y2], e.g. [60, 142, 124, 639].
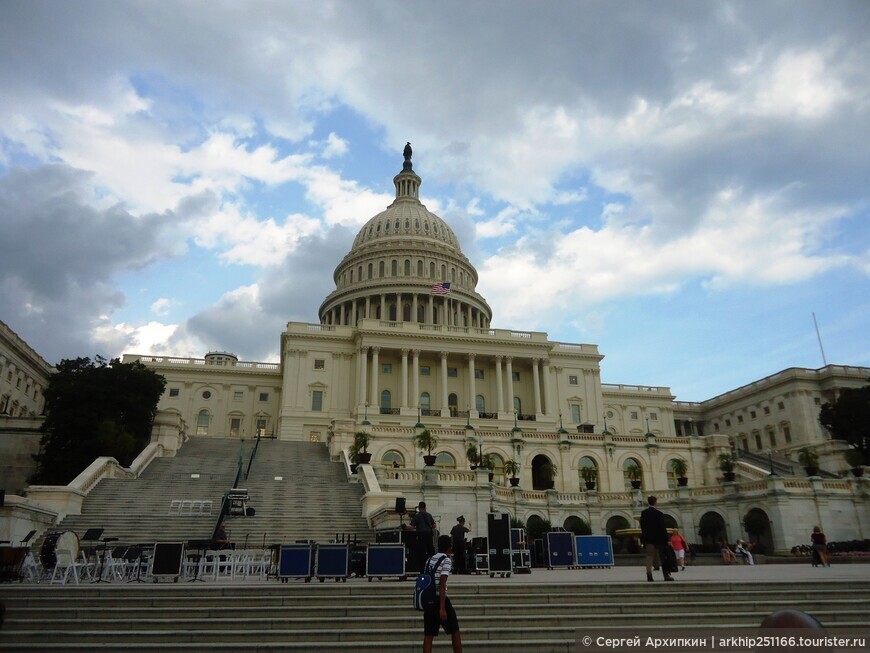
[431, 282, 451, 295]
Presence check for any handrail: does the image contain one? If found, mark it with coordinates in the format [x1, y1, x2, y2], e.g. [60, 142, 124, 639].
[245, 434, 260, 480]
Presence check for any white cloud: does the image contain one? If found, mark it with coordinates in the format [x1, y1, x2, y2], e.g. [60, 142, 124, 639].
[321, 132, 348, 158]
[754, 50, 848, 119]
[150, 298, 173, 316]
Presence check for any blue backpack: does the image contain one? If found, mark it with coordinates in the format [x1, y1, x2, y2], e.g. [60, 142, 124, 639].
[413, 554, 446, 611]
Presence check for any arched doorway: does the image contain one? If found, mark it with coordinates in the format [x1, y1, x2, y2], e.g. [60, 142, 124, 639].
[698, 511, 727, 546]
[526, 514, 551, 542]
[531, 454, 555, 490]
[743, 507, 774, 553]
[564, 516, 591, 535]
[605, 515, 633, 553]
[663, 513, 679, 530]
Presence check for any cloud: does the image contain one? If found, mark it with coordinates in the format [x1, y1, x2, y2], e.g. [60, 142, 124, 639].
[321, 132, 348, 159]
[150, 298, 173, 316]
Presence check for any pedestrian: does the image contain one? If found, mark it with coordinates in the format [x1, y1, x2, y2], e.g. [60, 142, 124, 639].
[422, 534, 462, 653]
[407, 501, 436, 571]
[734, 539, 754, 565]
[450, 516, 470, 574]
[669, 528, 689, 571]
[639, 496, 674, 582]
[719, 537, 737, 564]
[811, 526, 830, 567]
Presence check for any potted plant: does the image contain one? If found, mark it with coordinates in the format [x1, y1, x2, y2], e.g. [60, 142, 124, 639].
[845, 448, 865, 477]
[348, 448, 359, 474]
[466, 443, 481, 470]
[580, 466, 598, 490]
[479, 453, 496, 481]
[671, 458, 689, 486]
[626, 463, 642, 489]
[718, 452, 737, 482]
[540, 461, 558, 490]
[353, 431, 372, 465]
[504, 459, 521, 487]
[414, 429, 438, 467]
[797, 447, 820, 476]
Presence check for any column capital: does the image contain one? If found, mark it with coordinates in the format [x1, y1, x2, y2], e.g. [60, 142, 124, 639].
[504, 356, 513, 363]
[531, 357, 541, 364]
[440, 351, 449, 360]
[412, 349, 421, 357]
[401, 348, 410, 356]
[467, 353, 476, 362]
[494, 355, 504, 363]
[371, 346, 381, 354]
[359, 346, 370, 354]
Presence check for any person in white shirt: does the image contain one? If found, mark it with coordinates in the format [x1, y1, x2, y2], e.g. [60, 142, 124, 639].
[422, 534, 463, 653]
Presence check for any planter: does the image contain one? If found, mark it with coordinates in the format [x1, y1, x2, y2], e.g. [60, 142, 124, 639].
[542, 480, 555, 490]
[851, 466, 864, 478]
[584, 481, 596, 491]
[509, 477, 520, 487]
[630, 480, 641, 489]
[677, 476, 689, 487]
[357, 452, 372, 465]
[723, 471, 736, 482]
[488, 472, 495, 482]
[804, 466, 819, 477]
[423, 455, 437, 467]
[349, 464, 358, 474]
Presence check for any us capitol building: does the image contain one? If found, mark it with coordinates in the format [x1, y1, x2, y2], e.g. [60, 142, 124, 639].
[5, 148, 866, 553]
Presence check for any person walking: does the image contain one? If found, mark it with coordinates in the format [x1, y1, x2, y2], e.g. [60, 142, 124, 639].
[670, 528, 689, 571]
[640, 496, 674, 582]
[422, 535, 462, 653]
[811, 526, 830, 567]
[450, 516, 470, 574]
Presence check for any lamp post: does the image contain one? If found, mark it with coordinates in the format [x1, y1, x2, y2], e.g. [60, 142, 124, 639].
[415, 407, 425, 430]
[558, 412, 568, 436]
[362, 401, 370, 426]
[767, 450, 776, 476]
[512, 410, 522, 435]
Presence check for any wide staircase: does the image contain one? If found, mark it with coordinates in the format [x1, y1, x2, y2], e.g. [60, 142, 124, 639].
[1, 579, 868, 651]
[52, 437, 373, 547]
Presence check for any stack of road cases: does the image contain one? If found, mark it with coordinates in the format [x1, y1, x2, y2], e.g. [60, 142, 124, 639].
[487, 513, 512, 578]
[510, 527, 531, 574]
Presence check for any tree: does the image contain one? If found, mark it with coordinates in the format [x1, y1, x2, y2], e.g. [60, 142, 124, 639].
[31, 357, 166, 485]
[819, 384, 870, 465]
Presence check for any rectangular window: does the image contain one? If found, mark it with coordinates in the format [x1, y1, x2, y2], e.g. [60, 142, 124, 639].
[259, 392, 269, 402]
[233, 391, 243, 401]
[420, 366, 431, 376]
[742, 436, 749, 451]
[568, 375, 578, 385]
[382, 364, 392, 374]
[571, 404, 581, 423]
[713, 422, 720, 431]
[474, 369, 484, 379]
[169, 388, 180, 398]
[750, 410, 756, 419]
[312, 390, 323, 411]
[630, 411, 638, 420]
[737, 415, 744, 423]
[256, 419, 267, 436]
[511, 371, 520, 381]
[230, 418, 241, 438]
[650, 412, 658, 420]
[447, 367, 457, 377]
[768, 430, 776, 447]
[725, 419, 731, 427]
[754, 433, 762, 449]
[314, 359, 325, 370]
[764, 406, 770, 415]
[309, 431, 321, 443]
[814, 397, 821, 405]
[778, 401, 785, 410]
[783, 425, 792, 443]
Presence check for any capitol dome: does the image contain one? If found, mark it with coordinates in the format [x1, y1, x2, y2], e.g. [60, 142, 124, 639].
[319, 145, 492, 328]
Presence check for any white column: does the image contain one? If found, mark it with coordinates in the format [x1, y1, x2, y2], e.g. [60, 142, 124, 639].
[532, 358, 542, 415]
[505, 357, 515, 415]
[442, 297, 448, 325]
[339, 303, 345, 326]
[358, 347, 368, 405]
[428, 295, 434, 324]
[412, 294, 418, 323]
[495, 356, 504, 413]
[541, 359, 553, 416]
[412, 350, 420, 408]
[397, 293, 403, 322]
[401, 348, 409, 409]
[440, 351, 449, 413]
[370, 347, 380, 410]
[365, 297, 371, 319]
[468, 353, 477, 415]
[380, 294, 386, 321]
[467, 304, 472, 328]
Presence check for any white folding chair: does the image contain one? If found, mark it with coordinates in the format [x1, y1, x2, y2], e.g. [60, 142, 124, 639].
[168, 499, 182, 515]
[50, 549, 82, 584]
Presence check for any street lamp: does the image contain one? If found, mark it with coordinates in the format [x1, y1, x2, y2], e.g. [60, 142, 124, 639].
[558, 412, 568, 436]
[512, 410, 522, 435]
[362, 401, 370, 426]
[415, 406, 425, 430]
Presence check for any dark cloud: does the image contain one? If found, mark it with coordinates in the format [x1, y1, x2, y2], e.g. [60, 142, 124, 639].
[0, 164, 175, 362]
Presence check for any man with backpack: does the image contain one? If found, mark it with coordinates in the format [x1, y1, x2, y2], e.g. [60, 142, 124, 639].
[422, 535, 462, 653]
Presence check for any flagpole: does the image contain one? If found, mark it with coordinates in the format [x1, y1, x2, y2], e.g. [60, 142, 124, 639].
[812, 312, 827, 366]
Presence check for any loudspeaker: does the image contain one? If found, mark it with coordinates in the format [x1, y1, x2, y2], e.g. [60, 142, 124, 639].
[394, 497, 406, 515]
[0, 489, 4, 507]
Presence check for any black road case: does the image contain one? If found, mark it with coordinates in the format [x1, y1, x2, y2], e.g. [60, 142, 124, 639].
[314, 543, 350, 582]
[487, 512, 512, 577]
[278, 543, 315, 582]
[545, 531, 576, 569]
[365, 544, 406, 581]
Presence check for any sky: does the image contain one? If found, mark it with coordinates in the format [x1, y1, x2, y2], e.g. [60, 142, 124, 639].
[1, 1, 868, 402]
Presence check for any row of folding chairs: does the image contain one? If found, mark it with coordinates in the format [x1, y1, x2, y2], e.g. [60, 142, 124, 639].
[38, 546, 151, 585]
[168, 499, 213, 515]
[185, 548, 273, 581]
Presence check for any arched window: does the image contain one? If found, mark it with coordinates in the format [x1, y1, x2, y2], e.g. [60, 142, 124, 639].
[379, 261, 385, 277]
[429, 261, 435, 278]
[420, 392, 431, 415]
[441, 264, 446, 279]
[451, 267, 456, 282]
[667, 458, 686, 489]
[380, 390, 391, 413]
[578, 456, 597, 489]
[417, 260, 423, 276]
[475, 394, 485, 413]
[403, 303, 411, 321]
[196, 409, 210, 436]
[389, 304, 397, 321]
[391, 260, 398, 276]
[357, 265, 362, 280]
[404, 260, 411, 276]
[417, 304, 425, 322]
[623, 458, 643, 490]
[434, 452, 456, 469]
[448, 393, 458, 417]
[382, 450, 405, 468]
[488, 452, 505, 484]
[368, 262, 373, 279]
[513, 397, 521, 415]
[531, 454, 556, 490]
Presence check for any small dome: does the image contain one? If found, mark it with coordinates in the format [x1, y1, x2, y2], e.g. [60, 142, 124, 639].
[351, 202, 460, 252]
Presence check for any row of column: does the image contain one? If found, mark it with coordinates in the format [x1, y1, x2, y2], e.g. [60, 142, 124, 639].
[357, 347, 553, 416]
[324, 292, 490, 329]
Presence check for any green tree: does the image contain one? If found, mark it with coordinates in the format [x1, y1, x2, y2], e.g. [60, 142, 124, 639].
[819, 384, 870, 465]
[31, 357, 166, 485]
